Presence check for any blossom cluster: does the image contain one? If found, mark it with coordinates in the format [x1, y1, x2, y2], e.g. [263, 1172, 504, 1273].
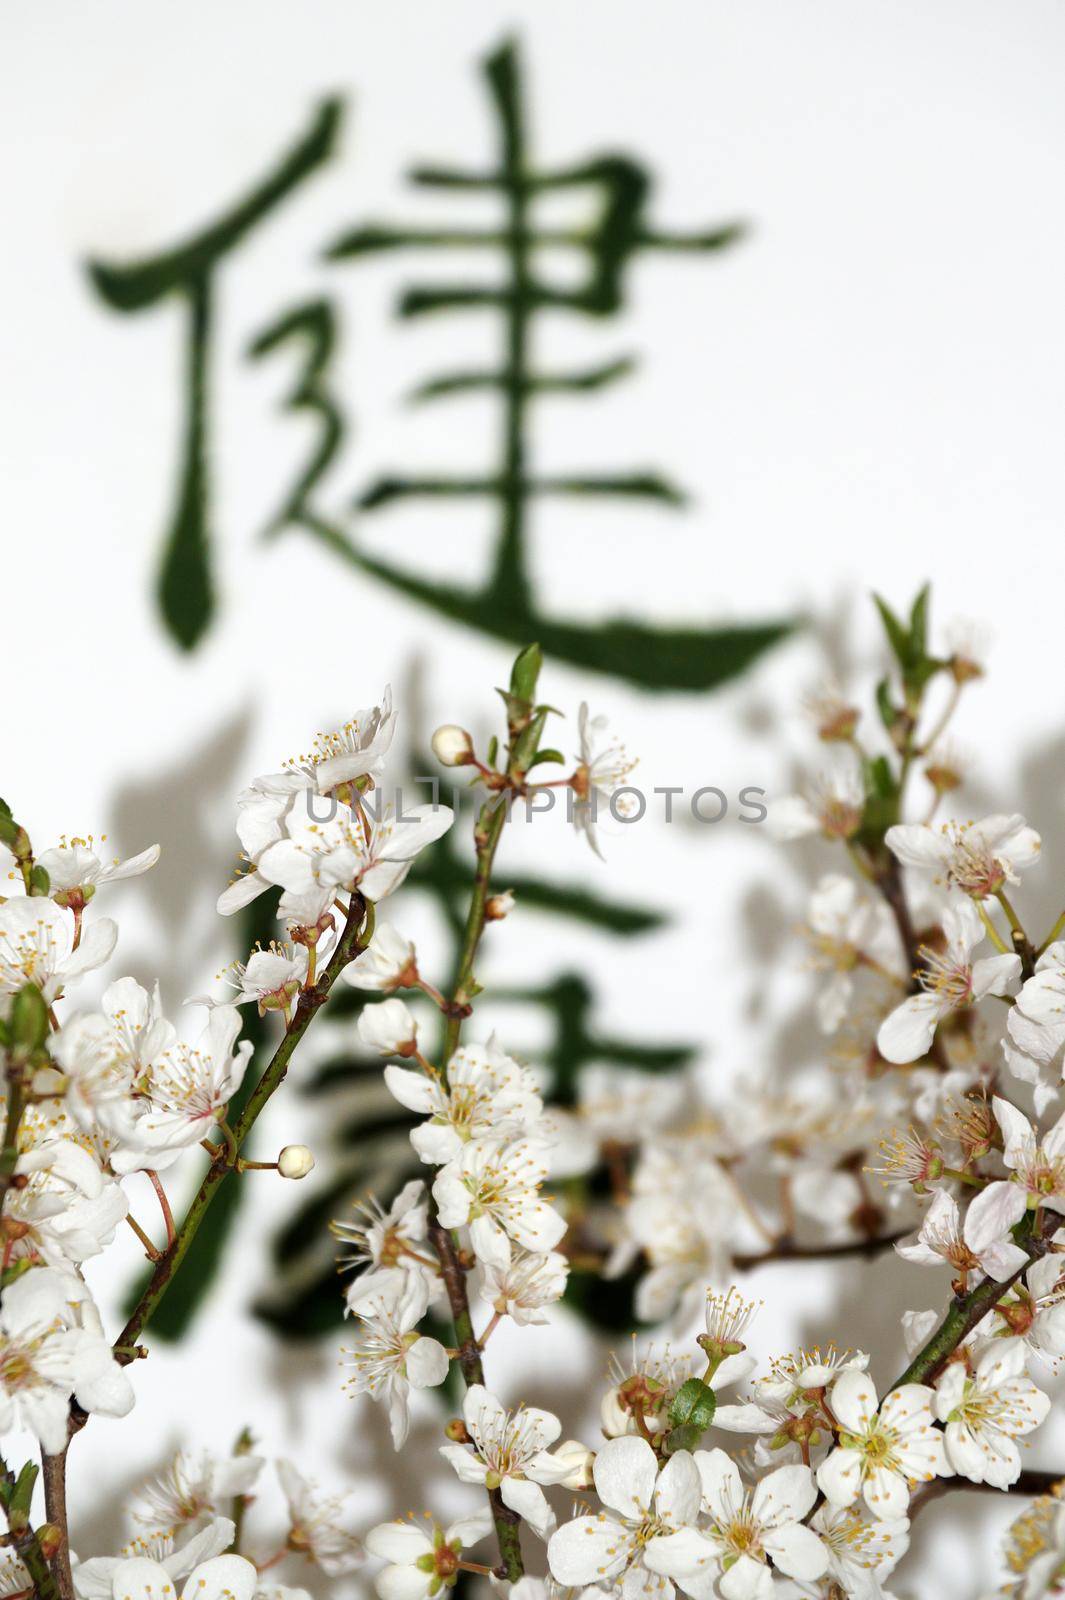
[5, 611, 1065, 1600]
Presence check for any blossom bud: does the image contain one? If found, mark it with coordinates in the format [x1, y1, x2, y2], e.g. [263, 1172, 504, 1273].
[554, 1439, 595, 1489]
[277, 1144, 315, 1180]
[444, 1418, 470, 1443]
[431, 725, 475, 768]
[10, 983, 49, 1055]
[356, 998, 418, 1059]
[35, 1525, 63, 1561]
[485, 889, 515, 921]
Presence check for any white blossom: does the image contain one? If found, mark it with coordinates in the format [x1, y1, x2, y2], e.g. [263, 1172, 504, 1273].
[432, 1138, 565, 1269]
[933, 1337, 1050, 1487]
[895, 1186, 1029, 1284]
[570, 704, 637, 858]
[886, 814, 1041, 900]
[36, 838, 160, 908]
[256, 795, 453, 905]
[0, 896, 116, 1012]
[441, 1385, 571, 1539]
[133, 1448, 264, 1533]
[276, 1459, 364, 1575]
[816, 1370, 947, 1519]
[548, 1434, 701, 1593]
[386, 1037, 543, 1164]
[0, 1267, 134, 1453]
[876, 898, 1019, 1065]
[644, 1449, 828, 1599]
[335, 1179, 441, 1311]
[342, 1276, 449, 1449]
[365, 1510, 493, 1600]
[475, 1247, 569, 1325]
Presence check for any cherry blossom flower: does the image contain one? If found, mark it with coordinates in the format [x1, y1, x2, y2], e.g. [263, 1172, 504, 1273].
[109, 1005, 254, 1174]
[769, 758, 865, 843]
[993, 1246, 1065, 1365]
[52, 976, 175, 1140]
[83, 1550, 255, 1600]
[995, 1487, 1065, 1599]
[276, 1460, 364, 1575]
[802, 874, 903, 1034]
[548, 1434, 701, 1592]
[0, 896, 116, 1011]
[569, 703, 638, 859]
[600, 1343, 695, 1440]
[256, 795, 453, 905]
[7, 1140, 128, 1266]
[933, 1337, 1050, 1487]
[643, 1449, 828, 1599]
[615, 1142, 739, 1323]
[342, 924, 418, 992]
[966, 1098, 1065, 1240]
[475, 1247, 569, 1325]
[808, 1501, 910, 1599]
[885, 814, 1041, 900]
[36, 837, 160, 910]
[1004, 944, 1065, 1111]
[816, 1371, 947, 1519]
[365, 1510, 493, 1600]
[876, 898, 1020, 1065]
[714, 1345, 868, 1446]
[342, 1277, 449, 1448]
[190, 943, 307, 1015]
[297, 688, 397, 797]
[441, 1385, 571, 1539]
[385, 1037, 543, 1164]
[217, 770, 314, 915]
[895, 1186, 1029, 1284]
[432, 1138, 565, 1269]
[133, 1447, 264, 1534]
[73, 1520, 241, 1600]
[0, 1267, 134, 1453]
[334, 1180, 441, 1311]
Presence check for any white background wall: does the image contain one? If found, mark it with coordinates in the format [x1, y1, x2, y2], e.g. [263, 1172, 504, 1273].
[4, 3, 1065, 1593]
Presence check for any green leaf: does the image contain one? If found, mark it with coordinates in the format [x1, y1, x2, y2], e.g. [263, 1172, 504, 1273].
[875, 677, 897, 733]
[529, 748, 565, 767]
[664, 1424, 704, 1454]
[909, 584, 930, 660]
[873, 593, 913, 671]
[509, 642, 543, 702]
[668, 1377, 718, 1432]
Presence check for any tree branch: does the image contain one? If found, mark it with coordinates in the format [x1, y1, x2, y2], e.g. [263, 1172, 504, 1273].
[114, 892, 372, 1355]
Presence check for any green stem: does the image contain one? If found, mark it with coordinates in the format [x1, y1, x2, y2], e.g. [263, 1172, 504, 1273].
[0, 1458, 58, 1600]
[114, 893, 373, 1354]
[1037, 906, 1065, 959]
[976, 901, 1009, 955]
[430, 653, 546, 1582]
[891, 1217, 1044, 1388]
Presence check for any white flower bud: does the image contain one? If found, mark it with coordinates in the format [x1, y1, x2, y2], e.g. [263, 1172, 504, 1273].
[485, 889, 515, 921]
[431, 724, 475, 767]
[553, 1438, 595, 1489]
[277, 1144, 315, 1180]
[357, 997, 419, 1058]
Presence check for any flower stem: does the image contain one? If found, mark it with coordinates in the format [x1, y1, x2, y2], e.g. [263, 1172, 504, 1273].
[40, 1452, 73, 1600]
[114, 893, 373, 1355]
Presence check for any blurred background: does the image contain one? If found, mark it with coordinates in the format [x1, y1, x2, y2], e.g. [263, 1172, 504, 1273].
[4, 3, 1065, 1593]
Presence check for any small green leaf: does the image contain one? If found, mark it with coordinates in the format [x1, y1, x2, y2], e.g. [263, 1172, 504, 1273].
[10, 984, 49, 1053]
[664, 1423, 704, 1455]
[875, 678, 897, 733]
[668, 1377, 718, 1432]
[529, 748, 565, 768]
[873, 593, 912, 671]
[509, 642, 543, 703]
[909, 584, 930, 660]
[28, 864, 50, 897]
